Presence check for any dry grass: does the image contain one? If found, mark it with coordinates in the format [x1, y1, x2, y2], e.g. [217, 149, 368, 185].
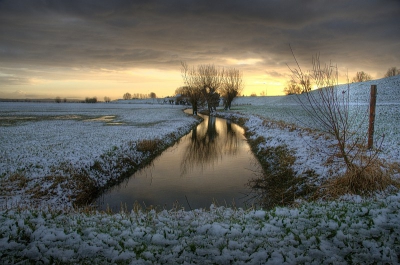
[136, 139, 162, 153]
[7, 173, 28, 188]
[321, 160, 400, 198]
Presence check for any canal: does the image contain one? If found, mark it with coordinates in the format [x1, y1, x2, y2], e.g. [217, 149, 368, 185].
[96, 112, 261, 211]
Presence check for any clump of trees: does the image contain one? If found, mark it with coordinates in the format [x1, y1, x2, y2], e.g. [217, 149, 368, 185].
[284, 80, 302, 95]
[122, 92, 157, 100]
[352, 71, 372, 83]
[180, 62, 243, 115]
[104, 96, 111, 103]
[55, 97, 67, 103]
[384, 67, 400, 77]
[85, 97, 97, 103]
[123, 93, 132, 100]
[284, 76, 312, 95]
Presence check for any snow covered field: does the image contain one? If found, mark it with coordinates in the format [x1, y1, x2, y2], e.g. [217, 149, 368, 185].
[0, 103, 199, 208]
[230, 75, 400, 164]
[1, 76, 400, 263]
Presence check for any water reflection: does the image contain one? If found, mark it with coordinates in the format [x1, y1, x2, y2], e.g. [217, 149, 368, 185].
[96, 113, 260, 211]
[181, 115, 239, 176]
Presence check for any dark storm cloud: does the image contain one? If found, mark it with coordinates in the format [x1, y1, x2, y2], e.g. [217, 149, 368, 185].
[0, 0, 399, 77]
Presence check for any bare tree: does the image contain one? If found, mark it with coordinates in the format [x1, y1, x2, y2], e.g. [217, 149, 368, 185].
[55, 96, 61, 103]
[122, 93, 132, 100]
[104, 96, 111, 103]
[181, 62, 204, 115]
[284, 80, 302, 95]
[352, 71, 372, 83]
[299, 75, 312, 93]
[220, 68, 243, 110]
[197, 64, 224, 114]
[384, 67, 400, 77]
[288, 51, 388, 194]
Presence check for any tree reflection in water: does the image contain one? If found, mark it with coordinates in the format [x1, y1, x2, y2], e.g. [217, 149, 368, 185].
[95, 112, 261, 211]
[181, 114, 240, 176]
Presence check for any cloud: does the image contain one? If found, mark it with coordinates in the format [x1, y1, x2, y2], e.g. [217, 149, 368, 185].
[0, 0, 399, 95]
[0, 72, 32, 85]
[266, 70, 286, 78]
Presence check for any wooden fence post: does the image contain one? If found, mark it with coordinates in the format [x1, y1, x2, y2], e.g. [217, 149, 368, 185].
[368, 85, 377, 149]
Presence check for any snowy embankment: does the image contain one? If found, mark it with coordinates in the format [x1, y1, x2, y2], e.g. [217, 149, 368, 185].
[226, 75, 400, 184]
[0, 103, 199, 208]
[1, 194, 399, 264]
[237, 76, 400, 160]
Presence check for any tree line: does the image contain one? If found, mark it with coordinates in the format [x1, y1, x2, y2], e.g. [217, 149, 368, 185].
[122, 92, 157, 100]
[54, 96, 112, 103]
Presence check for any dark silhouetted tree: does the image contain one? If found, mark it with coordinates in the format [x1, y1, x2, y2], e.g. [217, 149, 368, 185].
[180, 62, 204, 115]
[220, 68, 243, 110]
[384, 67, 400, 77]
[85, 97, 97, 103]
[284, 80, 302, 95]
[181, 62, 222, 115]
[149, 92, 157, 99]
[352, 71, 372, 83]
[123, 93, 132, 100]
[197, 64, 224, 114]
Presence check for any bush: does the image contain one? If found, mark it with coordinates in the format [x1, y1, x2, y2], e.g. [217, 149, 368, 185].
[136, 139, 162, 153]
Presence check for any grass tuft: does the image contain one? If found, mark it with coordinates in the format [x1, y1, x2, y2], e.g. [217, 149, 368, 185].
[321, 160, 400, 198]
[136, 139, 162, 153]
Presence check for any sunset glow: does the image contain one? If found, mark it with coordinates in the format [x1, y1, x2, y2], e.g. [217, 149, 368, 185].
[0, 1, 399, 100]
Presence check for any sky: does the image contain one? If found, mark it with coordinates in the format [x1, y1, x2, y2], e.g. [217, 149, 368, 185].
[0, 0, 399, 100]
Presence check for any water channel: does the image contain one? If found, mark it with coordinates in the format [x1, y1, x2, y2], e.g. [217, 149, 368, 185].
[96, 111, 261, 211]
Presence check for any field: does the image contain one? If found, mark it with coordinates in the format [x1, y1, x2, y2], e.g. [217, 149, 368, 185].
[0, 103, 199, 208]
[1, 75, 400, 263]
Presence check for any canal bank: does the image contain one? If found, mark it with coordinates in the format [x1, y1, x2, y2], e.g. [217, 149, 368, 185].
[95, 110, 262, 211]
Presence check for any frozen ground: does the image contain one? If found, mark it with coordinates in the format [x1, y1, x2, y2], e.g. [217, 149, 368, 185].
[0, 103, 199, 208]
[1, 194, 400, 264]
[1, 76, 400, 263]
[232, 76, 400, 162]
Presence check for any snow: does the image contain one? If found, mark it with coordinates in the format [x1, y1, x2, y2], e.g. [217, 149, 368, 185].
[1, 76, 400, 263]
[0, 102, 199, 208]
[1, 196, 400, 263]
[229, 75, 400, 164]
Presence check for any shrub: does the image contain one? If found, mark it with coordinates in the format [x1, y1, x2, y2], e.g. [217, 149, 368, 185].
[136, 139, 162, 153]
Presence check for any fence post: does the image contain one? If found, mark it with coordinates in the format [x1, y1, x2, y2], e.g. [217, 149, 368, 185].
[368, 85, 377, 149]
